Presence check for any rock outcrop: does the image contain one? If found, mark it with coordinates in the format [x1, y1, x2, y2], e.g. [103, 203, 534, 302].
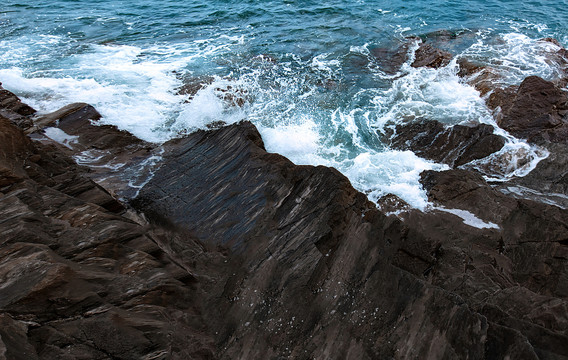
[1, 66, 568, 359]
[488, 76, 568, 144]
[134, 120, 568, 359]
[0, 114, 224, 358]
[411, 42, 452, 69]
[389, 119, 506, 167]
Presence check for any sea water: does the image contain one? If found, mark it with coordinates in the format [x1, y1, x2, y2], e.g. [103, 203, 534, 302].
[1, 0, 567, 208]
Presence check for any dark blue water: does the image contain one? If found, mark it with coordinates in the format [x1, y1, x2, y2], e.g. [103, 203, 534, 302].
[1, 0, 566, 207]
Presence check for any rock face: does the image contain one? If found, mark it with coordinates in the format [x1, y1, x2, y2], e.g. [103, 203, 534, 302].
[134, 121, 568, 359]
[389, 119, 506, 167]
[0, 114, 222, 359]
[27, 102, 157, 198]
[0, 83, 36, 130]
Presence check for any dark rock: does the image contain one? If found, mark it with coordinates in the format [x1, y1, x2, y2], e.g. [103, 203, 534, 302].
[457, 58, 504, 97]
[370, 43, 410, 74]
[491, 76, 568, 143]
[176, 75, 214, 98]
[411, 42, 452, 69]
[28, 103, 156, 199]
[421, 168, 568, 297]
[500, 142, 568, 199]
[0, 118, 219, 359]
[0, 84, 36, 130]
[390, 119, 506, 167]
[134, 121, 568, 359]
[30, 102, 102, 133]
[377, 193, 411, 214]
[2, 90, 568, 359]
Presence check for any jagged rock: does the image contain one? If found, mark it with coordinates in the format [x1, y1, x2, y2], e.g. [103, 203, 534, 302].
[420, 169, 568, 297]
[29, 102, 156, 198]
[389, 119, 506, 167]
[134, 121, 568, 359]
[176, 75, 214, 98]
[411, 42, 452, 69]
[30, 102, 102, 133]
[0, 117, 218, 359]
[457, 58, 504, 97]
[0, 84, 35, 130]
[489, 76, 568, 143]
[2, 84, 568, 359]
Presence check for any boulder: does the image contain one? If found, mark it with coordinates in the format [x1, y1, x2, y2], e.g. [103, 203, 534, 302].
[490, 76, 568, 143]
[389, 119, 506, 167]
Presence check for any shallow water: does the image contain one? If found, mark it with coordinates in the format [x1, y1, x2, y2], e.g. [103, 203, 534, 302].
[1, 0, 567, 208]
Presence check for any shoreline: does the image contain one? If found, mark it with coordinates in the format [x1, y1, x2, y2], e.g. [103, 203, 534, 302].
[1, 45, 568, 357]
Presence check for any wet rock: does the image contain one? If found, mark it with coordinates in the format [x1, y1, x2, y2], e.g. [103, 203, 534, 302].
[29, 103, 156, 198]
[411, 42, 452, 69]
[30, 102, 102, 133]
[0, 118, 218, 359]
[134, 120, 568, 359]
[370, 43, 410, 74]
[457, 58, 504, 97]
[390, 119, 506, 167]
[420, 168, 568, 298]
[0, 84, 35, 130]
[491, 76, 568, 143]
[176, 75, 214, 98]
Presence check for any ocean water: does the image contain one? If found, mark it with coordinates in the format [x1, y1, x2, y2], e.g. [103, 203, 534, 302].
[1, 0, 567, 208]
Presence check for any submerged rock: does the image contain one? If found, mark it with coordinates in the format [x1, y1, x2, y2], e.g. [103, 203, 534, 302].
[389, 119, 506, 167]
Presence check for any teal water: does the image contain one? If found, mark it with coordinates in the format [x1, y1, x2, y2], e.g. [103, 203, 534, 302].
[1, 0, 567, 207]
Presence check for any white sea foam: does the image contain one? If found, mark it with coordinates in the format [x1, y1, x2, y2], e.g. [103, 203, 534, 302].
[433, 206, 500, 229]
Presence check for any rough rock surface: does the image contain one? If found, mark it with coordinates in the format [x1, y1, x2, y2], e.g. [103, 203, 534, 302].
[411, 42, 452, 69]
[489, 76, 568, 143]
[2, 73, 568, 359]
[0, 114, 223, 359]
[134, 121, 568, 359]
[389, 119, 506, 167]
[28, 102, 157, 198]
[0, 83, 36, 130]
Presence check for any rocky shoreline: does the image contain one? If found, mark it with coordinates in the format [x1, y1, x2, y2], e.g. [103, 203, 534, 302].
[1, 39, 568, 359]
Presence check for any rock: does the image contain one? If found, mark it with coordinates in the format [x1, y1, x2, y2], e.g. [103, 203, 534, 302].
[0, 314, 39, 360]
[370, 43, 411, 74]
[30, 102, 102, 133]
[411, 42, 452, 69]
[389, 119, 506, 167]
[457, 58, 504, 97]
[420, 168, 568, 298]
[491, 76, 568, 143]
[0, 84, 35, 130]
[134, 121, 568, 359]
[2, 84, 568, 359]
[176, 75, 214, 98]
[29, 103, 156, 199]
[0, 116, 35, 187]
[0, 117, 219, 359]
